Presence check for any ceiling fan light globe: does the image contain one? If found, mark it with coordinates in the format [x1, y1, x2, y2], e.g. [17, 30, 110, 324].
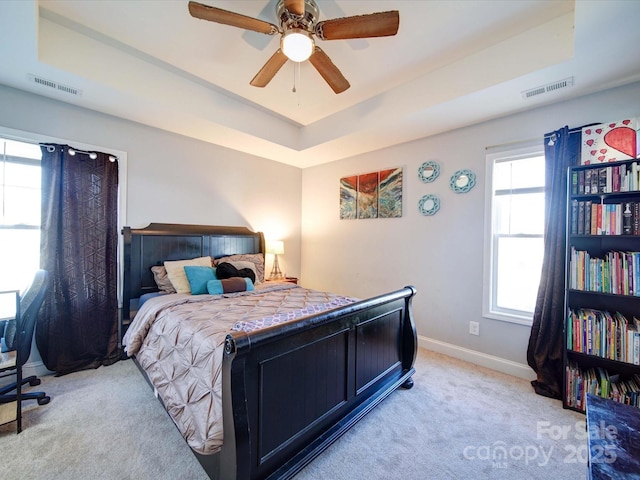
[281, 29, 314, 62]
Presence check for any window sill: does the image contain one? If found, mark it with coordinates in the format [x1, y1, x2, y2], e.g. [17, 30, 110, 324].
[483, 311, 533, 326]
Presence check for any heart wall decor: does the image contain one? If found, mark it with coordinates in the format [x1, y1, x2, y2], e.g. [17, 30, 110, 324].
[580, 118, 638, 165]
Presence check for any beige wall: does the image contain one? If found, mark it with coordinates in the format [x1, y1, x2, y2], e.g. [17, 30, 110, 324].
[301, 81, 640, 377]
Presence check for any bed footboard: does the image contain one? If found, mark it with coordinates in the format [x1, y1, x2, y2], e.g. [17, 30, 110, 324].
[217, 286, 417, 480]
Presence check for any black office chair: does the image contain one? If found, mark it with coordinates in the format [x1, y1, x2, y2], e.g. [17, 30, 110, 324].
[0, 269, 50, 433]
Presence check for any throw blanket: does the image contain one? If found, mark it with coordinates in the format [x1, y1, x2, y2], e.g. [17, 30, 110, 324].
[122, 282, 357, 455]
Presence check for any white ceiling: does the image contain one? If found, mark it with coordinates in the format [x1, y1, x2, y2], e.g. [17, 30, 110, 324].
[1, 0, 640, 168]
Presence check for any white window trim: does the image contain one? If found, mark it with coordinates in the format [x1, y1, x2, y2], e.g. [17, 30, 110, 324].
[0, 125, 128, 307]
[483, 141, 544, 326]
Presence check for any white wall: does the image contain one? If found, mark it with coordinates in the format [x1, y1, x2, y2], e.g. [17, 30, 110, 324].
[0, 84, 303, 377]
[301, 81, 640, 378]
[0, 85, 303, 279]
[3, 81, 640, 380]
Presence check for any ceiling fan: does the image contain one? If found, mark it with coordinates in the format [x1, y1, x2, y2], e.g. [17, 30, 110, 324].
[188, 0, 399, 94]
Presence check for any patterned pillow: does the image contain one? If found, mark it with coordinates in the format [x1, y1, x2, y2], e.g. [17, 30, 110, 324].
[214, 254, 264, 284]
[150, 266, 177, 294]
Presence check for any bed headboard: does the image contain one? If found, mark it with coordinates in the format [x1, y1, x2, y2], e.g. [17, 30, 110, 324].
[121, 223, 265, 322]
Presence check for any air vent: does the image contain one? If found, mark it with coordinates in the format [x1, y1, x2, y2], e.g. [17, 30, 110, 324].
[521, 77, 573, 99]
[28, 74, 82, 97]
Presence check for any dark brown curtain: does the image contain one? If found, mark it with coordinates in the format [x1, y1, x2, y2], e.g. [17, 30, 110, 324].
[36, 144, 120, 375]
[527, 126, 583, 399]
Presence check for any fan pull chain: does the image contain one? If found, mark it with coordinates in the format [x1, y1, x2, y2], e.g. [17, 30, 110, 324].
[293, 62, 301, 107]
[292, 64, 297, 93]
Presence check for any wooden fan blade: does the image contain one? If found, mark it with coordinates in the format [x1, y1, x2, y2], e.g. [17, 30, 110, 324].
[188, 1, 279, 35]
[315, 11, 399, 40]
[283, 0, 305, 16]
[250, 50, 288, 87]
[308, 47, 350, 94]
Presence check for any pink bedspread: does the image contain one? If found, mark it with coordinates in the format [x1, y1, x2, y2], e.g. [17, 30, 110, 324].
[122, 282, 357, 454]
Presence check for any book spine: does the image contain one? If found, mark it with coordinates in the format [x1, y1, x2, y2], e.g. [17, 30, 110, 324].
[585, 200, 592, 235]
[578, 201, 585, 235]
[599, 168, 607, 193]
[613, 166, 620, 192]
[624, 202, 633, 234]
[597, 203, 603, 235]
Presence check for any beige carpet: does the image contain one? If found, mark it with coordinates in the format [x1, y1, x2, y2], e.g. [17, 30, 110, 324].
[0, 349, 586, 479]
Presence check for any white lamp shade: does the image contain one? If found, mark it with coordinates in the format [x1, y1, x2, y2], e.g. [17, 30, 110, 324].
[266, 240, 285, 255]
[281, 29, 314, 62]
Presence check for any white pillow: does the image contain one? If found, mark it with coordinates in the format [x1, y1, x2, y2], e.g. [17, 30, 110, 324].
[164, 256, 212, 294]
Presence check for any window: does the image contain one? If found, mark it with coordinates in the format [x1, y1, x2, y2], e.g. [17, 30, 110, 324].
[0, 138, 42, 318]
[483, 143, 545, 325]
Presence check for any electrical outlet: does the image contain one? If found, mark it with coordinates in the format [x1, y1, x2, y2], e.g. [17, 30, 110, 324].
[469, 321, 480, 336]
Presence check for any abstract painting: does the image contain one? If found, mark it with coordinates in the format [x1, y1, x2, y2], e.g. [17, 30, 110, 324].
[340, 167, 403, 219]
[339, 175, 358, 219]
[378, 167, 403, 218]
[357, 172, 379, 219]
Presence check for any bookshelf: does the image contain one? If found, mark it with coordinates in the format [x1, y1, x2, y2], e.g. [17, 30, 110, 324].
[564, 159, 640, 412]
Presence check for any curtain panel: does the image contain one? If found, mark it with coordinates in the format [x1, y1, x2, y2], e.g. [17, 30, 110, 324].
[527, 126, 584, 399]
[37, 144, 120, 375]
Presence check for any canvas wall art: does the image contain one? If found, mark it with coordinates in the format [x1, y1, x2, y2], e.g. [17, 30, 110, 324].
[581, 118, 637, 164]
[339, 175, 357, 219]
[378, 167, 403, 218]
[340, 167, 402, 219]
[357, 172, 379, 219]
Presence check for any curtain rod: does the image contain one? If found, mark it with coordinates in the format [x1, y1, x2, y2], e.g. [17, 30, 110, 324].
[543, 123, 600, 140]
[544, 124, 593, 146]
[543, 129, 582, 139]
[43, 144, 118, 163]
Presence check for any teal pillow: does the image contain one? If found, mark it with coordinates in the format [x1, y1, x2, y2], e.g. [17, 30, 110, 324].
[207, 277, 254, 295]
[184, 266, 217, 295]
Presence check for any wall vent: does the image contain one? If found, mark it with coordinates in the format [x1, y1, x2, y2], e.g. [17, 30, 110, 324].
[28, 74, 82, 97]
[521, 77, 573, 99]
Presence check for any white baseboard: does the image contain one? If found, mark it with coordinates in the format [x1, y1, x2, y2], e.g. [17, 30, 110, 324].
[418, 335, 536, 381]
[23, 360, 53, 379]
[0, 360, 52, 388]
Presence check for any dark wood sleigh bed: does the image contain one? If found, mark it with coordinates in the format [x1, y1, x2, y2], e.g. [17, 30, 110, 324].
[121, 223, 417, 480]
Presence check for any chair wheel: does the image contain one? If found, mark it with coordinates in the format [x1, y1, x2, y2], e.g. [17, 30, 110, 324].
[29, 378, 41, 387]
[37, 396, 50, 405]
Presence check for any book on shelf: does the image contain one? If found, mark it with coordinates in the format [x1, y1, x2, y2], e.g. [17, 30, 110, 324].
[570, 200, 638, 236]
[623, 202, 633, 235]
[565, 362, 640, 411]
[578, 201, 585, 235]
[567, 308, 640, 365]
[584, 200, 592, 235]
[584, 169, 591, 194]
[599, 167, 608, 193]
[569, 248, 640, 296]
[574, 161, 640, 194]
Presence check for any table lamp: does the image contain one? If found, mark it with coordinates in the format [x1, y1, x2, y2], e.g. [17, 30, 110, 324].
[266, 240, 284, 280]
